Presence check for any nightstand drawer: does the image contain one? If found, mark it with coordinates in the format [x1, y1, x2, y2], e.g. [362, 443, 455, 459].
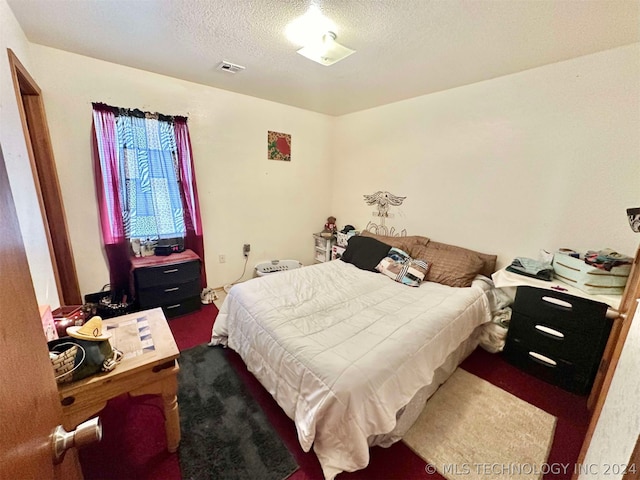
[137, 278, 201, 309]
[503, 340, 592, 394]
[161, 295, 201, 319]
[135, 259, 200, 288]
[512, 286, 608, 333]
[507, 312, 601, 367]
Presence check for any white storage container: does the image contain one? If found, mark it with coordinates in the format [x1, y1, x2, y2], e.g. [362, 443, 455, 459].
[336, 231, 358, 247]
[313, 234, 335, 263]
[255, 260, 302, 276]
[552, 253, 631, 295]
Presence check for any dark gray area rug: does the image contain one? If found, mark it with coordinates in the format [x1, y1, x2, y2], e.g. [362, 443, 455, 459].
[177, 344, 299, 480]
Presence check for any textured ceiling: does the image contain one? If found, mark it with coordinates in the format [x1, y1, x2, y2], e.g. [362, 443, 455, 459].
[7, 0, 640, 116]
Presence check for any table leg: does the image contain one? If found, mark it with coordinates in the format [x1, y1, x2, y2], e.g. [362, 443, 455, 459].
[129, 365, 182, 453]
[163, 389, 181, 453]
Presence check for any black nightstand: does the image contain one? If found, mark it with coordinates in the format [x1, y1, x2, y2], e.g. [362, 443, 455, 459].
[503, 286, 613, 395]
[131, 249, 202, 318]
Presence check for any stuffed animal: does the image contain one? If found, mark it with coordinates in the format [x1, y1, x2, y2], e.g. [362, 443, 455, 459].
[323, 216, 337, 234]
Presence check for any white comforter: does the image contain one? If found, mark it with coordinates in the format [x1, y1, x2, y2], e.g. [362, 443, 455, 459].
[210, 260, 494, 479]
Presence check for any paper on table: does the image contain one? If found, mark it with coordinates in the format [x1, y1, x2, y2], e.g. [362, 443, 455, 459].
[106, 316, 156, 359]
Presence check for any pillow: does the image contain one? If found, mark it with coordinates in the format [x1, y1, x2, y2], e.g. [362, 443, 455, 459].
[376, 248, 430, 287]
[411, 242, 487, 288]
[341, 236, 391, 272]
[426, 241, 497, 277]
[359, 230, 430, 253]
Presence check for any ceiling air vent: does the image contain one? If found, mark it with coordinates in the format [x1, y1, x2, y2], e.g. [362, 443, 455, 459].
[217, 61, 246, 74]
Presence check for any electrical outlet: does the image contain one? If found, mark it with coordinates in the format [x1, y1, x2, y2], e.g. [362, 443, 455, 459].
[243, 244, 250, 257]
[219, 254, 226, 263]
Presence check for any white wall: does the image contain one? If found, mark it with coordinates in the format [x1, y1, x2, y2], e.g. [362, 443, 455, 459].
[27, 45, 334, 295]
[0, 0, 60, 309]
[332, 44, 640, 266]
[580, 301, 640, 479]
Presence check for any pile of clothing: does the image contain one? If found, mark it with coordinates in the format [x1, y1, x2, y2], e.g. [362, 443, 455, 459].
[584, 248, 633, 271]
[506, 257, 554, 281]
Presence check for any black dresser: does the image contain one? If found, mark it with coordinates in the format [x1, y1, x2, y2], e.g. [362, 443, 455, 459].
[503, 286, 613, 395]
[131, 249, 202, 319]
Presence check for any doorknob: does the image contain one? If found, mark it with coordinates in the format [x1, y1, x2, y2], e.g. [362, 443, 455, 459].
[52, 417, 103, 464]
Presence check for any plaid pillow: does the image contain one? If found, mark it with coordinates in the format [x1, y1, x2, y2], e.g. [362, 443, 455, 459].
[376, 248, 430, 287]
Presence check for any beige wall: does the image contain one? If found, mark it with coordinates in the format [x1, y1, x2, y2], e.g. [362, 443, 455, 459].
[27, 44, 334, 295]
[0, 0, 60, 309]
[331, 44, 640, 266]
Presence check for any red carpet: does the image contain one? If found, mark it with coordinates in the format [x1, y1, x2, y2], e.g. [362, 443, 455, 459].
[81, 304, 589, 480]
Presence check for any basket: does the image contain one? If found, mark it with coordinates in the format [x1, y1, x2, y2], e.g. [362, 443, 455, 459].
[49, 341, 86, 384]
[552, 253, 631, 295]
[255, 260, 302, 277]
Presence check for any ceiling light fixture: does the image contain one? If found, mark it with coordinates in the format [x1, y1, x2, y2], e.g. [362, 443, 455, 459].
[297, 31, 355, 66]
[285, 6, 355, 67]
[285, 6, 336, 46]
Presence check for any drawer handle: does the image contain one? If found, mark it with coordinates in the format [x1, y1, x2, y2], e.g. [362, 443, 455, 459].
[163, 268, 179, 274]
[542, 296, 573, 311]
[166, 304, 181, 309]
[164, 287, 179, 292]
[534, 324, 565, 339]
[528, 351, 557, 367]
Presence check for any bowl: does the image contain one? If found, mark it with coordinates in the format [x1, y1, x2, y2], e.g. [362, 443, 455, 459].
[627, 207, 640, 233]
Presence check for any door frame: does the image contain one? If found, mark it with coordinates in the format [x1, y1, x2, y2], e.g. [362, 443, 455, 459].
[7, 48, 81, 305]
[572, 245, 640, 478]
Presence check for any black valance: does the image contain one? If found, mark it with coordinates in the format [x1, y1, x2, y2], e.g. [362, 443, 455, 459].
[92, 102, 187, 123]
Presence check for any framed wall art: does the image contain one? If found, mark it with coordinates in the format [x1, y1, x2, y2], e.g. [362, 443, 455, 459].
[268, 131, 291, 161]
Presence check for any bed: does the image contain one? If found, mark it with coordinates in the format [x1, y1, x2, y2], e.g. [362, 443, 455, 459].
[210, 233, 504, 479]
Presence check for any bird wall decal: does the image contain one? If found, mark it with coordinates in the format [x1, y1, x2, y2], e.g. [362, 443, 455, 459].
[363, 190, 407, 237]
[363, 191, 406, 217]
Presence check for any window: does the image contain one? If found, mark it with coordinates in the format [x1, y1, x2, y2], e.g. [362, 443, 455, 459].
[116, 112, 185, 240]
[92, 103, 206, 294]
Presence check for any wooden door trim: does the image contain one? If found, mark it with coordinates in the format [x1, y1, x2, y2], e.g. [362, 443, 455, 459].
[623, 434, 640, 479]
[7, 48, 81, 305]
[572, 244, 640, 479]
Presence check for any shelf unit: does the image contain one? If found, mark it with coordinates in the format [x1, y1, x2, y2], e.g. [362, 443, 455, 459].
[313, 234, 336, 263]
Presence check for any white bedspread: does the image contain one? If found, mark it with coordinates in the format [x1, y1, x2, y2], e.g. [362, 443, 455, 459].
[210, 260, 494, 479]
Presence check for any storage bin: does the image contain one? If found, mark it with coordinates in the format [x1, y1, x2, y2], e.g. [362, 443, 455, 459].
[255, 260, 302, 276]
[314, 235, 328, 249]
[552, 253, 631, 295]
[336, 231, 357, 247]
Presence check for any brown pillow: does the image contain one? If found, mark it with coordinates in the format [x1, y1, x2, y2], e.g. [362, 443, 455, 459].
[411, 242, 489, 288]
[424, 241, 497, 278]
[359, 230, 430, 253]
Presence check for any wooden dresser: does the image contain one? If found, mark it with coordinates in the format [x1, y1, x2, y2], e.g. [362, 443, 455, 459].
[130, 249, 201, 318]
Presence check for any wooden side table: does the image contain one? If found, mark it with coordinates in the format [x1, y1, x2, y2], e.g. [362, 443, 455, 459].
[57, 308, 181, 452]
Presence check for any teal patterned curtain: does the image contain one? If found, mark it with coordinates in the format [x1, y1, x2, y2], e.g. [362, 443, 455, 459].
[115, 111, 186, 240]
